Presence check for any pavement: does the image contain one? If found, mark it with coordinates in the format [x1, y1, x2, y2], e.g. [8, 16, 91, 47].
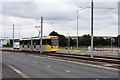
[2, 51, 119, 79]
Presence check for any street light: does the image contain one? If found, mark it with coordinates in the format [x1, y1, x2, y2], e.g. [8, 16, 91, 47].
[76, 7, 90, 51]
[76, 1, 94, 58]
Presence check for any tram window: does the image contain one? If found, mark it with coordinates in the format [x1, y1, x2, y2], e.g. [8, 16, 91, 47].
[24, 40, 27, 45]
[34, 40, 40, 45]
[42, 39, 46, 45]
[36, 40, 40, 45]
[33, 40, 35, 45]
[28, 40, 31, 45]
[34, 45, 36, 48]
[22, 41, 25, 45]
[51, 39, 59, 46]
[46, 39, 51, 45]
[20, 41, 22, 45]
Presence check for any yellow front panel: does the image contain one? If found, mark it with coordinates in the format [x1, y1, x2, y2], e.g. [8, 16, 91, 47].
[45, 45, 59, 52]
[45, 36, 58, 39]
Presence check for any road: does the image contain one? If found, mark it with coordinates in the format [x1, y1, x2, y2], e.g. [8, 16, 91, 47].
[2, 51, 118, 79]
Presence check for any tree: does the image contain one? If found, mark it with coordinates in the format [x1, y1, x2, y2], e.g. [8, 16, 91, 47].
[49, 31, 59, 36]
[58, 34, 66, 47]
[49, 31, 118, 47]
[98, 37, 105, 46]
[80, 34, 91, 46]
[105, 38, 111, 46]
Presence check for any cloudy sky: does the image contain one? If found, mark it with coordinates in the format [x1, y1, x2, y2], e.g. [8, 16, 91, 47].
[0, 0, 119, 38]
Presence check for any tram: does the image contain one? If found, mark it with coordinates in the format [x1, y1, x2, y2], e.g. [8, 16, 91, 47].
[20, 36, 59, 52]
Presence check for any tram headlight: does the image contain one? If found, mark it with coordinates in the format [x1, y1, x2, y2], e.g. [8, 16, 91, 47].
[51, 46, 53, 49]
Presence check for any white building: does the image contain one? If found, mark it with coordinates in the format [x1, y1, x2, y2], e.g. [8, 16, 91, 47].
[0, 37, 10, 45]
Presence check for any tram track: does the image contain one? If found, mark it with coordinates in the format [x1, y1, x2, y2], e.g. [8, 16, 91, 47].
[43, 53, 120, 64]
[1, 49, 120, 65]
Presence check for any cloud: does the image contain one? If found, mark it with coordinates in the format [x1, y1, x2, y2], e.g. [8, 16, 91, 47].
[2, 1, 76, 20]
[1, 0, 119, 38]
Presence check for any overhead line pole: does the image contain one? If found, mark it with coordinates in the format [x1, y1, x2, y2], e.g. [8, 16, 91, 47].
[118, 36, 120, 53]
[4, 28, 6, 38]
[19, 24, 20, 39]
[13, 24, 14, 51]
[91, 0, 94, 58]
[77, 10, 79, 50]
[111, 37, 113, 52]
[78, 1, 114, 58]
[40, 17, 43, 53]
[67, 33, 70, 53]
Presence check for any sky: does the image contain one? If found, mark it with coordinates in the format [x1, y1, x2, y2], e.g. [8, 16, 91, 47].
[0, 0, 119, 38]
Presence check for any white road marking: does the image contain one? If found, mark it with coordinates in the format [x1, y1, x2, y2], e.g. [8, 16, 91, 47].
[34, 56, 40, 58]
[65, 70, 71, 73]
[46, 65, 51, 68]
[13, 69, 22, 74]
[24, 53, 119, 71]
[34, 62, 37, 63]
[16, 53, 19, 54]
[7, 64, 30, 79]
[47, 56, 53, 58]
[103, 64, 114, 67]
[40, 57, 46, 59]
[47, 57, 119, 71]
[30, 55, 34, 57]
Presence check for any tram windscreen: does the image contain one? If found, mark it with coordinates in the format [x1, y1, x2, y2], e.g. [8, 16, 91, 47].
[51, 39, 59, 46]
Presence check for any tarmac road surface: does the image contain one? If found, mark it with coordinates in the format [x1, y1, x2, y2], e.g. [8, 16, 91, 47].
[2, 51, 118, 79]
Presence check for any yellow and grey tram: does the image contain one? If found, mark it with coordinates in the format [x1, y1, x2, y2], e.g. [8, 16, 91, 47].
[20, 36, 59, 52]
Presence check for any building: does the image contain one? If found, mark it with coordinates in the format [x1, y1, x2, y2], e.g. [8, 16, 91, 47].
[0, 37, 10, 46]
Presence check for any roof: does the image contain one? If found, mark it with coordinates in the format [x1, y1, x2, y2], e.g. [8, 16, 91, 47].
[0, 37, 10, 40]
[66, 36, 117, 38]
[20, 36, 58, 40]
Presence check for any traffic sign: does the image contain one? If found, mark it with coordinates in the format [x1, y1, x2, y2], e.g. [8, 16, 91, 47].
[0, 44, 3, 47]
